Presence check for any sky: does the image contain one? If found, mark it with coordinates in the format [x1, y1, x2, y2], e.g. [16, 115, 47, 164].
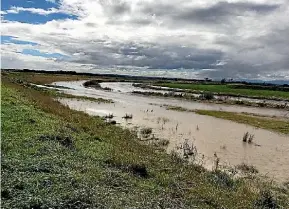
[1, 0, 289, 80]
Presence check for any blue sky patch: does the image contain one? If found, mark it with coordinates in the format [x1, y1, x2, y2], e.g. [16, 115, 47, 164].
[2, 0, 58, 11]
[2, 0, 77, 24]
[1, 35, 38, 46]
[22, 49, 69, 60]
[3, 12, 77, 24]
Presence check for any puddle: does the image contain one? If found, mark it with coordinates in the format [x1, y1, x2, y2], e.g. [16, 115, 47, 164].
[52, 81, 289, 182]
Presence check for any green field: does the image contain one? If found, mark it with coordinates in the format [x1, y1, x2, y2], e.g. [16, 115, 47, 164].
[2, 73, 289, 208]
[156, 83, 289, 100]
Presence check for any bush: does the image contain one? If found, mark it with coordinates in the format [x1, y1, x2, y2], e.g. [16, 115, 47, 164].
[255, 190, 279, 209]
[199, 93, 215, 100]
[140, 127, 153, 135]
[208, 170, 235, 189]
[236, 163, 258, 174]
[83, 80, 101, 88]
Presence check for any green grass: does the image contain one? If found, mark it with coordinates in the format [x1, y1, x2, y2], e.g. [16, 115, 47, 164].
[2, 76, 289, 208]
[156, 83, 289, 100]
[166, 106, 289, 135]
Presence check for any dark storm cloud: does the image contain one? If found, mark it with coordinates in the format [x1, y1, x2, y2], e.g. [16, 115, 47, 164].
[68, 41, 223, 70]
[174, 2, 280, 24]
[136, 1, 280, 26]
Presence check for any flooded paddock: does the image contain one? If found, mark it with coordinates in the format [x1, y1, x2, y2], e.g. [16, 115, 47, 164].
[53, 81, 289, 182]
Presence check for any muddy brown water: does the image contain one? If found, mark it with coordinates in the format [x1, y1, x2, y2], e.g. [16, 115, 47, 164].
[52, 81, 289, 182]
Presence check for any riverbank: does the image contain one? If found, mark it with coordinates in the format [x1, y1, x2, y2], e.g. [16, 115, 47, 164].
[154, 83, 289, 100]
[2, 72, 289, 208]
[132, 90, 289, 110]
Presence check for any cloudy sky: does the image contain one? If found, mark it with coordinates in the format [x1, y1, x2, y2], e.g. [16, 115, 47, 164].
[1, 0, 289, 80]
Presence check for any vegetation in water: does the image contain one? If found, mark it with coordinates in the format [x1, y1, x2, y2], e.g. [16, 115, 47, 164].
[155, 83, 289, 100]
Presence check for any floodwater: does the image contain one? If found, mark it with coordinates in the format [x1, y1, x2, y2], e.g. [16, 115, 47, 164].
[52, 81, 289, 182]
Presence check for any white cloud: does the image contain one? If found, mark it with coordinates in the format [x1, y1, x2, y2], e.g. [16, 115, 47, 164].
[1, 0, 289, 80]
[6, 6, 60, 15]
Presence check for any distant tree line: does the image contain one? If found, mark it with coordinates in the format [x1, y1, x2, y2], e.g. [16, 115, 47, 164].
[1, 68, 288, 88]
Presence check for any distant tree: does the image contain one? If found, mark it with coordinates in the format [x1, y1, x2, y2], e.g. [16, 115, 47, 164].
[221, 78, 226, 84]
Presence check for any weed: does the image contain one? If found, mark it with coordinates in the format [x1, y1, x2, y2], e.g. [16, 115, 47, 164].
[243, 132, 249, 142]
[255, 190, 279, 209]
[170, 151, 186, 164]
[199, 92, 215, 100]
[248, 134, 254, 144]
[214, 152, 220, 171]
[243, 132, 255, 144]
[103, 87, 112, 91]
[209, 170, 235, 189]
[104, 113, 114, 119]
[182, 139, 197, 159]
[39, 134, 74, 149]
[83, 80, 101, 88]
[154, 139, 170, 147]
[235, 100, 245, 105]
[140, 127, 153, 135]
[123, 113, 133, 119]
[105, 160, 149, 178]
[236, 163, 258, 174]
[129, 164, 149, 178]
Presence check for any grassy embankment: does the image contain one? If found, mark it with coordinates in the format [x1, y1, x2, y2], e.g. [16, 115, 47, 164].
[4, 72, 113, 103]
[156, 83, 289, 100]
[1, 73, 289, 208]
[166, 106, 289, 135]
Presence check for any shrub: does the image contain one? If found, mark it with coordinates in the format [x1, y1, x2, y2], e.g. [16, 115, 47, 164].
[255, 190, 279, 209]
[248, 134, 254, 144]
[140, 127, 153, 135]
[208, 170, 235, 189]
[236, 163, 258, 174]
[123, 113, 133, 119]
[83, 80, 101, 88]
[243, 132, 249, 142]
[199, 93, 215, 100]
[105, 113, 114, 119]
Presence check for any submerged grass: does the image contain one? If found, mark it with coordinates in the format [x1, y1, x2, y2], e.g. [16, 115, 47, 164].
[156, 83, 289, 100]
[56, 92, 114, 103]
[166, 105, 289, 135]
[1, 73, 289, 208]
